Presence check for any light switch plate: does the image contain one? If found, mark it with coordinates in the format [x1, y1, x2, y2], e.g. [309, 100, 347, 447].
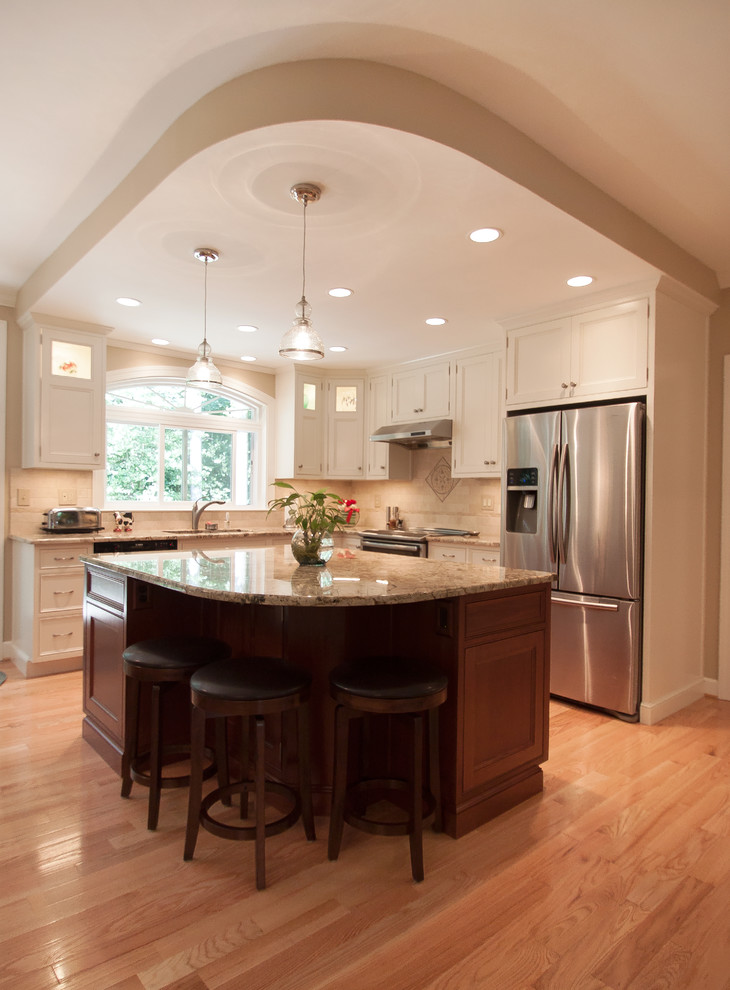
[17, 488, 30, 507]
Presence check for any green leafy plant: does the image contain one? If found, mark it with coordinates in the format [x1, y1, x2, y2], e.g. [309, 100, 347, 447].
[267, 482, 347, 564]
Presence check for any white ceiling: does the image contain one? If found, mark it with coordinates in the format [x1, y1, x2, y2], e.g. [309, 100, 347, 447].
[2, 0, 727, 371]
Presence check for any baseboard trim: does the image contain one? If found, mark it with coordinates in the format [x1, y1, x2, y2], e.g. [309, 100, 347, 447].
[639, 678, 706, 725]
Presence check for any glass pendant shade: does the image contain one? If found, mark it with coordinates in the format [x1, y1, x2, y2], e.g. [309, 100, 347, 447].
[187, 247, 222, 386]
[279, 296, 325, 361]
[187, 339, 222, 385]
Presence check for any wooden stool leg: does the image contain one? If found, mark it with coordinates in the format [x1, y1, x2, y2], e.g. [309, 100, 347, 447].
[183, 705, 206, 860]
[328, 704, 351, 861]
[298, 701, 316, 841]
[254, 715, 266, 890]
[429, 708, 442, 833]
[147, 682, 163, 830]
[120, 676, 139, 799]
[214, 715, 231, 808]
[409, 713, 425, 883]
[239, 714, 250, 819]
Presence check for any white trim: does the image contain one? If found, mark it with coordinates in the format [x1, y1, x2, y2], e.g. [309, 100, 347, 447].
[0, 320, 6, 644]
[718, 355, 730, 701]
[639, 678, 706, 725]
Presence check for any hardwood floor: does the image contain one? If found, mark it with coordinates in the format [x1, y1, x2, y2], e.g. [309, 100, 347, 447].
[0, 659, 728, 990]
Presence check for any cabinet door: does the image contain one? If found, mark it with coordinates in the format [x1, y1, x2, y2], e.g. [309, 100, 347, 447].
[37, 327, 106, 468]
[506, 319, 572, 406]
[462, 630, 547, 792]
[367, 375, 389, 478]
[452, 349, 504, 478]
[570, 299, 648, 398]
[327, 379, 364, 478]
[294, 375, 324, 476]
[83, 598, 126, 747]
[391, 361, 450, 422]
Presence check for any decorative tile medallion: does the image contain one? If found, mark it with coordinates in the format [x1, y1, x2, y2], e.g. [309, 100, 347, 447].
[425, 456, 460, 502]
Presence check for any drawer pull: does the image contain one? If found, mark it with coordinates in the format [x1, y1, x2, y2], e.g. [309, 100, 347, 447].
[53, 590, 75, 595]
[53, 556, 76, 561]
[52, 631, 74, 638]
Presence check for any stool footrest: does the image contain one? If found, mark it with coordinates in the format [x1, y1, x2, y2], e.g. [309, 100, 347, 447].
[130, 745, 216, 791]
[344, 777, 436, 837]
[200, 780, 301, 842]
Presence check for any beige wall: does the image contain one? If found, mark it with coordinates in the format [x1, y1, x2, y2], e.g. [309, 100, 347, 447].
[705, 289, 730, 681]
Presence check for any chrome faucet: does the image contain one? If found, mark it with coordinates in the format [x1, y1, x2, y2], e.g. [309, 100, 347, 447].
[191, 497, 226, 530]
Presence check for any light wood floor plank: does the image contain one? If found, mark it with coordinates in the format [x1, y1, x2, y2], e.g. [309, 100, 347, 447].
[0, 661, 728, 990]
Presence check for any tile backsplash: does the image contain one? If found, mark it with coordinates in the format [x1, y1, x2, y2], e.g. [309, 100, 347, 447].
[9, 450, 501, 541]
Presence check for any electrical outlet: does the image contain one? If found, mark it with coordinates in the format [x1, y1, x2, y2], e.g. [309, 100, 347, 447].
[59, 489, 77, 505]
[17, 488, 30, 507]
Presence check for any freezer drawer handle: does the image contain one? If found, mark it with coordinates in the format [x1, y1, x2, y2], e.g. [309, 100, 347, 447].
[552, 595, 619, 611]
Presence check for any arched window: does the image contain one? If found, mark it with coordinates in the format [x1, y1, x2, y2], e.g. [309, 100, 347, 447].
[102, 373, 270, 510]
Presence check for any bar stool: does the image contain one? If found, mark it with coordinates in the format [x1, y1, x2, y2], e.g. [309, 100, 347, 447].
[184, 656, 316, 890]
[121, 636, 231, 830]
[327, 655, 448, 883]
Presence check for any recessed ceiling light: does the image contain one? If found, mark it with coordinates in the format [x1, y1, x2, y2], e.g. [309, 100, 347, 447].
[237, 324, 258, 333]
[567, 275, 594, 287]
[151, 338, 169, 346]
[469, 228, 502, 243]
[116, 297, 141, 307]
[328, 287, 353, 298]
[240, 355, 257, 362]
[329, 345, 348, 353]
[425, 317, 447, 326]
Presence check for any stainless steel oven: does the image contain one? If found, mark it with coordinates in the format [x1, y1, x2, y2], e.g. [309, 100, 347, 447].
[360, 530, 428, 557]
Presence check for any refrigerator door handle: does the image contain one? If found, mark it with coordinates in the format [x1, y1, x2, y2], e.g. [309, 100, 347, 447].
[547, 443, 559, 564]
[552, 594, 619, 611]
[557, 442, 569, 564]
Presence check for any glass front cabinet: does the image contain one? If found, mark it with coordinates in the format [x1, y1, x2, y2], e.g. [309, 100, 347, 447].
[21, 317, 110, 469]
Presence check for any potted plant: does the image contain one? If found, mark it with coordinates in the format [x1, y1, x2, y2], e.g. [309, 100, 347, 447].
[267, 482, 347, 565]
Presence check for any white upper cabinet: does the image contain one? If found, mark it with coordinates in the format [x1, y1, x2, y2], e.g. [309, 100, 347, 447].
[326, 378, 365, 479]
[506, 298, 649, 408]
[391, 359, 451, 422]
[275, 368, 325, 478]
[366, 374, 412, 480]
[21, 316, 110, 469]
[451, 346, 504, 478]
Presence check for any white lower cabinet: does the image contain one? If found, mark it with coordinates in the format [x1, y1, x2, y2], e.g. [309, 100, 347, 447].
[428, 542, 499, 564]
[11, 539, 91, 676]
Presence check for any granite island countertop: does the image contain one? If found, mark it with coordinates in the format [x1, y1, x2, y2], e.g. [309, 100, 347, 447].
[81, 544, 549, 607]
[10, 527, 289, 546]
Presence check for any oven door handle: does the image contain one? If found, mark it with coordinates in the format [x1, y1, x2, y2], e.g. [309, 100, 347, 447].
[361, 539, 425, 556]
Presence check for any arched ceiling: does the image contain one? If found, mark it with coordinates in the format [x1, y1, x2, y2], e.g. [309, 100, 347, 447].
[2, 2, 726, 369]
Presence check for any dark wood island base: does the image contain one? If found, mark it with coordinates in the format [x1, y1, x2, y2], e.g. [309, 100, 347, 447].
[82, 549, 551, 839]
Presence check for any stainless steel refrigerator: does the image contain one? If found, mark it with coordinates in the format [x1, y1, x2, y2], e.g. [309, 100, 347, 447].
[501, 401, 644, 719]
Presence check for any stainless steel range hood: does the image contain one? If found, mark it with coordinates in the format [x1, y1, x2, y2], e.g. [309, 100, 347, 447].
[369, 418, 452, 448]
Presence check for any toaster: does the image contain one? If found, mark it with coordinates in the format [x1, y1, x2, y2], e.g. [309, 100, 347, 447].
[42, 507, 103, 532]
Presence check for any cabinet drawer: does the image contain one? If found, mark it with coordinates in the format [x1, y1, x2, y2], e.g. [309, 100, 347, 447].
[39, 615, 83, 656]
[39, 546, 88, 569]
[39, 572, 86, 612]
[464, 589, 547, 640]
[467, 548, 500, 566]
[86, 565, 126, 608]
[429, 544, 467, 562]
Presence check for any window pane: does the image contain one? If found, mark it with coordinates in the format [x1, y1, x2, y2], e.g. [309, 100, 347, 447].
[302, 382, 317, 410]
[52, 340, 92, 379]
[106, 423, 160, 501]
[163, 428, 233, 502]
[335, 385, 357, 412]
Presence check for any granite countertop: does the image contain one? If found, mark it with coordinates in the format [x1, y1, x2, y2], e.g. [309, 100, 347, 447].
[80, 545, 549, 607]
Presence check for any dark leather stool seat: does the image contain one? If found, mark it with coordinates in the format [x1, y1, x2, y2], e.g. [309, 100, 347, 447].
[328, 655, 448, 882]
[184, 656, 316, 890]
[121, 635, 231, 830]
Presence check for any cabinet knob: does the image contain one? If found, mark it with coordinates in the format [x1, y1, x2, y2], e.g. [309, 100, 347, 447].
[570, 381, 577, 388]
[297, 464, 303, 469]
[561, 382, 569, 389]
[94, 452, 101, 457]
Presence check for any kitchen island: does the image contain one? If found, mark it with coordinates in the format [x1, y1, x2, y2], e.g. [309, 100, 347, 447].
[81, 544, 551, 838]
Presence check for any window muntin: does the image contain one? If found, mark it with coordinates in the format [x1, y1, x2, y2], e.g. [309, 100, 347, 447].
[104, 379, 265, 509]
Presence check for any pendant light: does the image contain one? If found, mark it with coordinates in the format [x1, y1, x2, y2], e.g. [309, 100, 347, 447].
[279, 183, 325, 361]
[186, 248, 223, 386]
